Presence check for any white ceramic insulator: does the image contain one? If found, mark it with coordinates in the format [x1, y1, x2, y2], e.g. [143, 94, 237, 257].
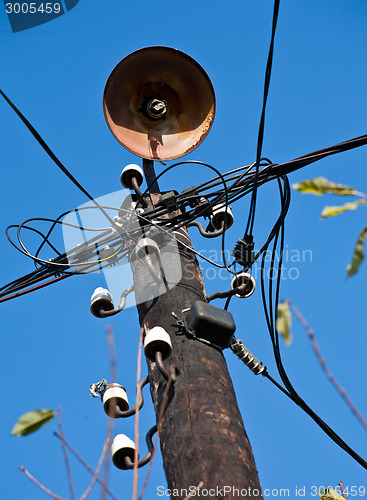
[111, 434, 137, 470]
[102, 384, 129, 418]
[144, 326, 172, 362]
[231, 273, 256, 298]
[90, 287, 114, 317]
[120, 164, 144, 189]
[211, 205, 234, 230]
[135, 237, 160, 259]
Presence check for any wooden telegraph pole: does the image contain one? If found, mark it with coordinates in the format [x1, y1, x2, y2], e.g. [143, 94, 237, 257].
[102, 46, 264, 499]
[130, 160, 263, 499]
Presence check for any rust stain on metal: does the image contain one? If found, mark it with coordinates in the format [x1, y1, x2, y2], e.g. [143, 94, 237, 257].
[103, 46, 215, 161]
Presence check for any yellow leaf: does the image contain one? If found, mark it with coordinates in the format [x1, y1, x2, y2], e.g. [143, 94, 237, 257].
[347, 226, 367, 278]
[321, 200, 365, 219]
[293, 177, 357, 196]
[319, 487, 345, 500]
[276, 301, 292, 345]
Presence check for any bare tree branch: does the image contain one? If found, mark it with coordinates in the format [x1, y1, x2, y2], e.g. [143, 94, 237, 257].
[101, 326, 117, 500]
[56, 406, 75, 500]
[80, 434, 111, 500]
[106, 325, 117, 384]
[339, 481, 347, 500]
[138, 368, 175, 500]
[183, 481, 205, 500]
[132, 327, 144, 500]
[287, 300, 367, 431]
[53, 432, 118, 500]
[19, 466, 65, 500]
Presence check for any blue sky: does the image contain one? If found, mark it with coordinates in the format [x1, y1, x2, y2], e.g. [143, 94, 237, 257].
[1, 1, 366, 499]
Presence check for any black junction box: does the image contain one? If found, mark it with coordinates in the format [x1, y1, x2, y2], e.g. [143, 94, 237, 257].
[186, 301, 236, 349]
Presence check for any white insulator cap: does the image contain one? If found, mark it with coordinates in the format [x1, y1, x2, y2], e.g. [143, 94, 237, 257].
[231, 273, 256, 298]
[144, 326, 172, 362]
[111, 434, 138, 470]
[120, 164, 144, 189]
[90, 287, 114, 317]
[211, 205, 234, 230]
[135, 237, 160, 260]
[102, 384, 129, 418]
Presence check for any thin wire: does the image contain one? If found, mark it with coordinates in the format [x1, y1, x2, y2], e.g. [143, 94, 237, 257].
[0, 89, 115, 226]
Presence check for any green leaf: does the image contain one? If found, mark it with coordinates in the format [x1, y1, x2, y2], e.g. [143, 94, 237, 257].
[321, 200, 365, 219]
[11, 409, 54, 436]
[346, 226, 367, 278]
[292, 177, 357, 196]
[276, 301, 292, 345]
[318, 487, 345, 500]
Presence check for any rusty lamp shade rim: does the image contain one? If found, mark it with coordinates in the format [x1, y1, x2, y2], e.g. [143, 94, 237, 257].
[103, 46, 216, 161]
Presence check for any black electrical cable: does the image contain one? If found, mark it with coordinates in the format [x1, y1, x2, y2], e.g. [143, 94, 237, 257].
[0, 89, 115, 226]
[258, 177, 367, 470]
[2, 128, 367, 304]
[245, 0, 280, 237]
[0, 245, 135, 302]
[262, 371, 293, 400]
[6, 225, 62, 259]
[137, 159, 233, 271]
[10, 218, 113, 268]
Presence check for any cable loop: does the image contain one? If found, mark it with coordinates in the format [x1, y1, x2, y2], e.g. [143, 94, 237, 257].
[187, 220, 225, 238]
[113, 376, 149, 418]
[123, 425, 158, 469]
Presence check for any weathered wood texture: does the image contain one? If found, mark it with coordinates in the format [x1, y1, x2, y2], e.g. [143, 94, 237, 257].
[131, 203, 263, 500]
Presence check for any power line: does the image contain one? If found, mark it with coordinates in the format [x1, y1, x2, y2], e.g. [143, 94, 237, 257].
[245, 0, 280, 236]
[0, 89, 115, 226]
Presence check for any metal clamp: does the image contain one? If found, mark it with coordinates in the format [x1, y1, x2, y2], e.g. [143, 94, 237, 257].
[89, 379, 107, 398]
[230, 337, 266, 375]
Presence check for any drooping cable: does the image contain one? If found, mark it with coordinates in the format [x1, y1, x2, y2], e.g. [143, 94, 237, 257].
[0, 89, 115, 226]
[258, 177, 367, 470]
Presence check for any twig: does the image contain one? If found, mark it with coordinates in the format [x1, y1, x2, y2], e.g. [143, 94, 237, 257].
[79, 434, 111, 500]
[101, 417, 115, 500]
[106, 325, 117, 384]
[287, 300, 367, 430]
[183, 481, 204, 500]
[102, 327, 117, 500]
[339, 481, 347, 500]
[132, 327, 144, 500]
[57, 406, 75, 500]
[138, 367, 175, 500]
[19, 466, 65, 500]
[53, 432, 117, 500]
